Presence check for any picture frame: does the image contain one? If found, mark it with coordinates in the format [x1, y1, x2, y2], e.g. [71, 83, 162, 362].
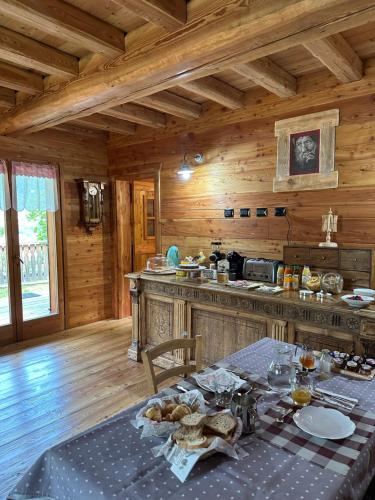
[273, 109, 339, 192]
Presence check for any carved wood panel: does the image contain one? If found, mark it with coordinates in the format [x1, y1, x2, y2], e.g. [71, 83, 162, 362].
[145, 296, 174, 346]
[190, 306, 267, 366]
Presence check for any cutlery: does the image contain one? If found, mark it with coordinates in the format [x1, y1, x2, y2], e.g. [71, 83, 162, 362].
[176, 385, 210, 405]
[314, 388, 358, 405]
[312, 391, 354, 411]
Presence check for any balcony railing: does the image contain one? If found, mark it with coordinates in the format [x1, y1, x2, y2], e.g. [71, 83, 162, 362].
[0, 243, 49, 285]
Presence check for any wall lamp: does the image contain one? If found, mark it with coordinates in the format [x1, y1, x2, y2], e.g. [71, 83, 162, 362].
[177, 153, 204, 180]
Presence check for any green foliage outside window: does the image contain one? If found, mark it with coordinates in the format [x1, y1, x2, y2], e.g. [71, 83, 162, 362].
[25, 210, 47, 242]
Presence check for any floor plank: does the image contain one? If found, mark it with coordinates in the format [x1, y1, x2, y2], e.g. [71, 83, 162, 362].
[0, 318, 173, 500]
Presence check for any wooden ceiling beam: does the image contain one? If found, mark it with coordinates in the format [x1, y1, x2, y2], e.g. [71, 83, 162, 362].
[0, 0, 125, 57]
[73, 114, 136, 135]
[0, 61, 43, 94]
[101, 103, 166, 128]
[232, 57, 297, 98]
[304, 34, 363, 83]
[0, 87, 15, 110]
[179, 76, 244, 109]
[1, 0, 375, 134]
[113, 0, 186, 32]
[136, 92, 201, 120]
[0, 25, 78, 77]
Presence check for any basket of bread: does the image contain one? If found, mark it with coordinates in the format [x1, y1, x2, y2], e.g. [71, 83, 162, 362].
[133, 389, 207, 437]
[152, 410, 242, 482]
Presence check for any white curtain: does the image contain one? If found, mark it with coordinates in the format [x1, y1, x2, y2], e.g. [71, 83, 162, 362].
[0, 160, 11, 211]
[12, 161, 59, 212]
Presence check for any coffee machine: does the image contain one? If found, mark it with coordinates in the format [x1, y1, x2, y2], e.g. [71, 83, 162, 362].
[227, 251, 245, 280]
[209, 242, 226, 267]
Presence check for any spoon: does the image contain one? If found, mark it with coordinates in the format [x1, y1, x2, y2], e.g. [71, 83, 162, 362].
[275, 408, 293, 423]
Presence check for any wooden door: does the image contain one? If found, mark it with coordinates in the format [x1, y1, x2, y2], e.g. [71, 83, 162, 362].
[132, 180, 156, 272]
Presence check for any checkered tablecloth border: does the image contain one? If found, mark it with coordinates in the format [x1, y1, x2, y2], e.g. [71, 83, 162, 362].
[169, 363, 375, 477]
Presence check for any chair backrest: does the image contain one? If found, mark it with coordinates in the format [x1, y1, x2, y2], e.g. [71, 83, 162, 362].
[141, 335, 203, 394]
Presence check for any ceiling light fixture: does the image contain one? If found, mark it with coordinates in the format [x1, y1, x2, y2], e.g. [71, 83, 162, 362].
[177, 154, 194, 180]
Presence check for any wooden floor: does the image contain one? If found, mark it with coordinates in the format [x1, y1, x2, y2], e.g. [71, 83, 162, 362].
[0, 318, 173, 500]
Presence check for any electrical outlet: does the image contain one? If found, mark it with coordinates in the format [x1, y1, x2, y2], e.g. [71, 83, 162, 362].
[274, 207, 287, 217]
[256, 208, 268, 217]
[224, 208, 234, 218]
[240, 208, 250, 217]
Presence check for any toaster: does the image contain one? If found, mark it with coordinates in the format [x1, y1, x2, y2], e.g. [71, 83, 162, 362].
[243, 258, 280, 283]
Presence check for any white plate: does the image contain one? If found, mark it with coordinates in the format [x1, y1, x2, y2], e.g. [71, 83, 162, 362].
[354, 288, 375, 297]
[293, 406, 356, 440]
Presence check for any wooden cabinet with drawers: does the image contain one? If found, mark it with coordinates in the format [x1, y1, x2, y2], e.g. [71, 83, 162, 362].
[284, 246, 374, 289]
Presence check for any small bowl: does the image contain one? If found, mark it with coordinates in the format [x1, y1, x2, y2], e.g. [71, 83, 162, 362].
[340, 294, 374, 308]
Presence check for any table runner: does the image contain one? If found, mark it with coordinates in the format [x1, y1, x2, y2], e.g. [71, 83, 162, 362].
[259, 400, 375, 476]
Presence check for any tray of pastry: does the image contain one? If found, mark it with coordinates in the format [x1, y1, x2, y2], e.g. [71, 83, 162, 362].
[329, 351, 375, 380]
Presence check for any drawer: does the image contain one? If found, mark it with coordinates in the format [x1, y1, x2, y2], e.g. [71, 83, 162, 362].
[284, 247, 310, 265]
[339, 249, 371, 272]
[310, 248, 339, 269]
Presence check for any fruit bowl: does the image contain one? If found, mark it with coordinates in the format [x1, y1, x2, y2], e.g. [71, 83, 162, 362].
[340, 294, 374, 308]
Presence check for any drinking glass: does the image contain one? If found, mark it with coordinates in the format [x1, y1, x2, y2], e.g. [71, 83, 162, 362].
[291, 371, 313, 406]
[213, 380, 235, 408]
[299, 345, 316, 371]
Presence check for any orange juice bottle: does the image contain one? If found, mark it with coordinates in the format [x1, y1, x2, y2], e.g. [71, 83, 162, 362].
[283, 266, 293, 289]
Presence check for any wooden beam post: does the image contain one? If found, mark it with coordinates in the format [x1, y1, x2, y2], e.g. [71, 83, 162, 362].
[180, 76, 245, 109]
[0, 61, 43, 94]
[0, 25, 78, 77]
[74, 114, 136, 135]
[0, 0, 125, 57]
[1, 0, 375, 134]
[136, 91, 201, 120]
[101, 103, 166, 128]
[232, 57, 297, 98]
[304, 34, 363, 83]
[113, 0, 187, 32]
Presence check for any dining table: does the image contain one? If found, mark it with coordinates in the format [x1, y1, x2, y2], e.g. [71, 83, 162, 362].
[7, 337, 375, 500]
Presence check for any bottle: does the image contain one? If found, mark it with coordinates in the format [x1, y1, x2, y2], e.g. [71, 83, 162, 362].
[283, 265, 293, 289]
[292, 266, 300, 291]
[302, 266, 312, 289]
[276, 264, 284, 286]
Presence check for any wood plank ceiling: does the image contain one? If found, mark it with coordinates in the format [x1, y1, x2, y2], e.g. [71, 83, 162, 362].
[0, 0, 374, 136]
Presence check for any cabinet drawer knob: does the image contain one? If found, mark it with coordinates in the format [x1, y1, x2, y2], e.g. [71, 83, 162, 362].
[294, 254, 299, 258]
[354, 258, 358, 262]
[321, 256, 326, 260]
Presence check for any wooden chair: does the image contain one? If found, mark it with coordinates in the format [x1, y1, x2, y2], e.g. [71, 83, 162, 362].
[141, 335, 203, 394]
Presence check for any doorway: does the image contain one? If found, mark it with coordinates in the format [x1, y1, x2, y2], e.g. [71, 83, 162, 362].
[112, 166, 160, 318]
[0, 160, 64, 346]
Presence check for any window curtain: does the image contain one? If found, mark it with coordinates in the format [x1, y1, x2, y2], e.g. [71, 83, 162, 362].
[0, 160, 11, 211]
[12, 161, 59, 212]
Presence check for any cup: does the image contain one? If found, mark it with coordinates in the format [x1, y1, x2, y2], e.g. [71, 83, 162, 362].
[291, 371, 313, 406]
[214, 379, 235, 408]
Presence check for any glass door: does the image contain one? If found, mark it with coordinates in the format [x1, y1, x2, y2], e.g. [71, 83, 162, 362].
[0, 160, 64, 344]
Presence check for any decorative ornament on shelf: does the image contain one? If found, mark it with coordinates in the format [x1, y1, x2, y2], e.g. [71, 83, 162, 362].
[77, 179, 105, 233]
[319, 207, 338, 248]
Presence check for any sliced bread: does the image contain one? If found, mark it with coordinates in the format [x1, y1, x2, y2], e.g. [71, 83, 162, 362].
[180, 413, 207, 428]
[205, 413, 236, 438]
[172, 425, 203, 442]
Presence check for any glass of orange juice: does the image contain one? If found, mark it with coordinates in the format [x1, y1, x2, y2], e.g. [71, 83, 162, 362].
[291, 371, 313, 406]
[299, 345, 316, 371]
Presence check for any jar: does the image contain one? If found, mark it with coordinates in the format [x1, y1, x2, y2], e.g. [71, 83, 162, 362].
[321, 273, 344, 295]
[305, 272, 322, 292]
[217, 271, 229, 284]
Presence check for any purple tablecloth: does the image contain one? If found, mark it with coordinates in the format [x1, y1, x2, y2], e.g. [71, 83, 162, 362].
[8, 338, 375, 500]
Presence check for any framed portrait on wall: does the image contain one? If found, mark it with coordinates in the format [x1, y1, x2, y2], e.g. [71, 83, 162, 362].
[273, 109, 339, 192]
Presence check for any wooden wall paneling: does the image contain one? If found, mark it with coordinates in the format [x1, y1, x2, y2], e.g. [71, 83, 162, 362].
[108, 70, 375, 264]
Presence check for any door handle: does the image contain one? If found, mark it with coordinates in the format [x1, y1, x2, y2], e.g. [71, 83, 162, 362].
[14, 256, 24, 264]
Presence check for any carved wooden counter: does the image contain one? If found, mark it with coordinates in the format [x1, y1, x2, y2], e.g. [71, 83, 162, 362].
[127, 274, 375, 367]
